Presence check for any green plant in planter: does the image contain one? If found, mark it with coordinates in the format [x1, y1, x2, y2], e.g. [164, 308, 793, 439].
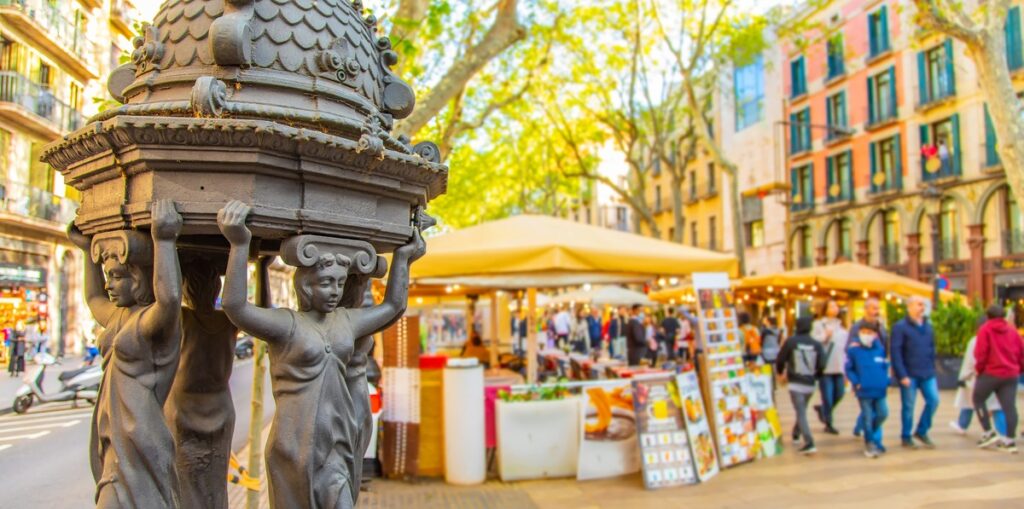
[498, 378, 571, 402]
[930, 298, 983, 357]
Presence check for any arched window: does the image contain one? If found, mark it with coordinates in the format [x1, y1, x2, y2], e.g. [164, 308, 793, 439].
[838, 218, 852, 261]
[800, 226, 813, 267]
[881, 209, 900, 265]
[1003, 188, 1023, 254]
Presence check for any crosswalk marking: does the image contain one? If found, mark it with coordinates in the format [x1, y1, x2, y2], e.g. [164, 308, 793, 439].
[0, 411, 91, 427]
[0, 420, 80, 434]
[0, 430, 49, 441]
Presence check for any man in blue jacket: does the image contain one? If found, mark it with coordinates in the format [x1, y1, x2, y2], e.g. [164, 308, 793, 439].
[846, 321, 890, 458]
[891, 296, 939, 449]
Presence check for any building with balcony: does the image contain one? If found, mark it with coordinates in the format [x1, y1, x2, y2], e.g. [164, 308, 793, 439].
[780, 0, 1024, 302]
[0, 0, 139, 355]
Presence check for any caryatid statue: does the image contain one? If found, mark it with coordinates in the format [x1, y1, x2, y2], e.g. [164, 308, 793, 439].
[165, 255, 238, 509]
[67, 200, 184, 508]
[217, 200, 425, 509]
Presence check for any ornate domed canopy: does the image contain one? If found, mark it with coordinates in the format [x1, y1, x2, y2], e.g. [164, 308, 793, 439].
[41, 0, 446, 254]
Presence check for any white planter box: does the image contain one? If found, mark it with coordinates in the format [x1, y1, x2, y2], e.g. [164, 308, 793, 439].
[496, 397, 580, 481]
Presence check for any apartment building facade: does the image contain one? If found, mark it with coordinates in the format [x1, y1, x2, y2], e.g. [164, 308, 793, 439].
[0, 0, 137, 354]
[781, 0, 1024, 302]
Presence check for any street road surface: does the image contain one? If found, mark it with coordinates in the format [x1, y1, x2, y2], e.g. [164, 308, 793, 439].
[0, 359, 273, 508]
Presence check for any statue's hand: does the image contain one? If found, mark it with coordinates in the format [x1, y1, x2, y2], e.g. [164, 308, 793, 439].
[151, 200, 183, 241]
[67, 222, 91, 251]
[217, 200, 252, 246]
[396, 227, 426, 263]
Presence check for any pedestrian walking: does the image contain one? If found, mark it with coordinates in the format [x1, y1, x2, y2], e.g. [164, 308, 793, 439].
[676, 308, 694, 362]
[739, 311, 762, 364]
[950, 328, 1007, 437]
[972, 305, 1023, 453]
[812, 299, 848, 435]
[760, 315, 782, 365]
[553, 306, 572, 350]
[625, 304, 647, 366]
[570, 308, 590, 353]
[848, 297, 889, 437]
[7, 321, 26, 377]
[892, 296, 940, 449]
[845, 321, 890, 458]
[586, 307, 604, 355]
[776, 316, 826, 455]
[607, 306, 629, 360]
[661, 307, 682, 361]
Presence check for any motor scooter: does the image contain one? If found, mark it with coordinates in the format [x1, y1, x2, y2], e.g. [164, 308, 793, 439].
[12, 353, 101, 414]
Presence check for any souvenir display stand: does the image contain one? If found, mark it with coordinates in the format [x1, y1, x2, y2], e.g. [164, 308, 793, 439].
[691, 273, 758, 468]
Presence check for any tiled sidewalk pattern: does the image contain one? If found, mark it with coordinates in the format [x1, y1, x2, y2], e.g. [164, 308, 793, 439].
[229, 388, 1023, 509]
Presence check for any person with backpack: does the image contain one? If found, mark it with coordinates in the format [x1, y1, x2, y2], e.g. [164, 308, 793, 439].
[812, 299, 849, 435]
[848, 297, 889, 437]
[845, 321, 890, 458]
[760, 315, 782, 365]
[973, 305, 1023, 453]
[776, 316, 827, 455]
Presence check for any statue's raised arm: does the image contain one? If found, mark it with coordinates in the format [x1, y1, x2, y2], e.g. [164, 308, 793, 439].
[217, 200, 292, 342]
[349, 225, 426, 340]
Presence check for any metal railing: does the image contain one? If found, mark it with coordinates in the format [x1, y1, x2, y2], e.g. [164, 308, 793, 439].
[1003, 230, 1024, 255]
[0, 0, 95, 61]
[0, 180, 78, 224]
[797, 256, 813, 268]
[920, 155, 960, 182]
[879, 243, 901, 265]
[916, 77, 956, 109]
[0, 71, 83, 132]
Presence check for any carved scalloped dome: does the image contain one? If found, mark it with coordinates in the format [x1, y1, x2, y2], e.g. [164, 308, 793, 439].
[120, 0, 414, 126]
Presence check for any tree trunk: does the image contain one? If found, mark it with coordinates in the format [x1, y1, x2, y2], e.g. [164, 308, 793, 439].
[970, 35, 1024, 209]
[394, 0, 526, 139]
[728, 170, 745, 270]
[671, 173, 685, 243]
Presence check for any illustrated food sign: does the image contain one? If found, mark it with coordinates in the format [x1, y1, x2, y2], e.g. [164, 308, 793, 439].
[675, 371, 719, 482]
[693, 274, 758, 468]
[578, 381, 640, 481]
[631, 377, 697, 489]
[746, 365, 782, 458]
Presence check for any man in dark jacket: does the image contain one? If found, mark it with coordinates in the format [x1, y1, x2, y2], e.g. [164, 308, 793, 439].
[607, 306, 628, 360]
[891, 296, 939, 449]
[625, 304, 647, 366]
[776, 316, 826, 455]
[973, 305, 1024, 453]
[586, 308, 604, 353]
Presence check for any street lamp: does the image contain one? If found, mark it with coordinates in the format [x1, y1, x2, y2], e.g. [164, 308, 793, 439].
[922, 183, 943, 307]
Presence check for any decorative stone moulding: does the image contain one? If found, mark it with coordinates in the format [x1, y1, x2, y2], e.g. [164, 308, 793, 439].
[280, 234, 387, 276]
[90, 230, 154, 266]
[42, 0, 447, 255]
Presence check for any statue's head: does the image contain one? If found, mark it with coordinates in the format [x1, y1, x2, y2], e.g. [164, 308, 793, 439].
[101, 253, 154, 308]
[183, 259, 221, 311]
[294, 253, 352, 314]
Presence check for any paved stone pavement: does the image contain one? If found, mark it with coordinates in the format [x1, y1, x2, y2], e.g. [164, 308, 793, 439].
[230, 388, 1023, 509]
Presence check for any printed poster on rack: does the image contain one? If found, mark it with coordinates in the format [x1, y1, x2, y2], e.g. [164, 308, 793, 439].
[631, 377, 698, 489]
[693, 273, 758, 468]
[747, 365, 783, 458]
[674, 371, 719, 482]
[577, 380, 641, 481]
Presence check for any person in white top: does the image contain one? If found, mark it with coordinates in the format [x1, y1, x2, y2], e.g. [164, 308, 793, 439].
[950, 329, 1007, 436]
[812, 299, 849, 435]
[553, 307, 572, 350]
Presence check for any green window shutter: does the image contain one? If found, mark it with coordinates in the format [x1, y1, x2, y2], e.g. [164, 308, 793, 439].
[919, 124, 930, 179]
[808, 163, 815, 208]
[917, 51, 927, 105]
[887, 66, 897, 116]
[867, 75, 876, 124]
[944, 38, 956, 95]
[826, 96, 833, 128]
[1008, 6, 1023, 70]
[838, 91, 847, 126]
[880, 5, 889, 51]
[790, 166, 799, 209]
[951, 112, 961, 175]
[844, 149, 853, 199]
[826, 156, 835, 196]
[985, 104, 1000, 166]
[869, 141, 878, 193]
[790, 112, 798, 153]
[893, 133, 902, 190]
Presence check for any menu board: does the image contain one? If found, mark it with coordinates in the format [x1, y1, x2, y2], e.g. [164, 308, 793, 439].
[675, 371, 719, 482]
[747, 365, 783, 458]
[693, 275, 758, 468]
[631, 377, 698, 489]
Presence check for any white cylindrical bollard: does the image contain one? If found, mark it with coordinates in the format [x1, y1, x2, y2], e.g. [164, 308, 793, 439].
[442, 358, 486, 484]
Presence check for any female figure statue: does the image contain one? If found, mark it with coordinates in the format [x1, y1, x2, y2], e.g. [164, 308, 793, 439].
[68, 200, 183, 508]
[217, 200, 424, 509]
[165, 256, 237, 509]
